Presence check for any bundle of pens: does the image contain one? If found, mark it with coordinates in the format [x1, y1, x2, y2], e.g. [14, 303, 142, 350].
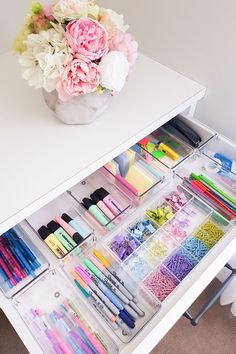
[71, 249, 146, 339]
[0, 228, 42, 294]
[29, 299, 113, 354]
[38, 212, 92, 258]
[183, 172, 236, 220]
[104, 149, 162, 197]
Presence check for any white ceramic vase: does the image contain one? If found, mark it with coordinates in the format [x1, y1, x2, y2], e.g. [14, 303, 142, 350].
[42, 89, 111, 125]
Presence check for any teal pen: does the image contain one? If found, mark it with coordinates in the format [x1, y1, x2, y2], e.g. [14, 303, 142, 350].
[137, 160, 161, 180]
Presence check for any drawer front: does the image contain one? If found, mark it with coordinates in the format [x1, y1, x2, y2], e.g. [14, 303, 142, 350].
[1, 115, 236, 354]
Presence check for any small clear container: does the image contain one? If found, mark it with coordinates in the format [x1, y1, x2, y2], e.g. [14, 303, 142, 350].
[104, 148, 169, 204]
[0, 224, 49, 298]
[163, 246, 199, 281]
[176, 151, 236, 221]
[143, 265, 180, 302]
[61, 245, 161, 343]
[13, 269, 119, 353]
[193, 212, 231, 249]
[68, 169, 132, 235]
[27, 193, 94, 259]
[144, 230, 179, 264]
[163, 198, 212, 242]
[136, 126, 193, 169]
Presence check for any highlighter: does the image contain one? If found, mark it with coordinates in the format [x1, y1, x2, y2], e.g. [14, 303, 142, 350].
[61, 213, 92, 239]
[55, 216, 84, 245]
[47, 221, 77, 251]
[38, 226, 67, 258]
[90, 192, 118, 223]
[82, 198, 111, 227]
[95, 188, 124, 216]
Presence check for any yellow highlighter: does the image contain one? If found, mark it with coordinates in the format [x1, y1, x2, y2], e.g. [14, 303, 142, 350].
[159, 142, 180, 161]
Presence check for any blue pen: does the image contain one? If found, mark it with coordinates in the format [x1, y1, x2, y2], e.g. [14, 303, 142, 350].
[0, 266, 13, 289]
[8, 243, 35, 277]
[10, 230, 40, 270]
[12, 228, 40, 265]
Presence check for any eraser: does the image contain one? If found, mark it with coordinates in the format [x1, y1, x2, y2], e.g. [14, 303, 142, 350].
[152, 150, 166, 159]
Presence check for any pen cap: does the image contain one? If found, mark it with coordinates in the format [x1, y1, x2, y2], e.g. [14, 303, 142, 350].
[95, 188, 109, 200]
[47, 220, 60, 233]
[38, 226, 51, 240]
[90, 192, 102, 204]
[82, 198, 95, 210]
[61, 213, 73, 224]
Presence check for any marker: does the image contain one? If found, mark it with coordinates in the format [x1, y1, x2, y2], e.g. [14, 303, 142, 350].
[77, 265, 136, 325]
[47, 221, 77, 251]
[74, 267, 120, 316]
[55, 217, 84, 245]
[92, 250, 135, 299]
[85, 257, 144, 317]
[61, 213, 92, 239]
[73, 276, 131, 334]
[81, 264, 138, 320]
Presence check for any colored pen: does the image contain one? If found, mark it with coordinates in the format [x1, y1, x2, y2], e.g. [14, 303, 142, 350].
[0, 243, 26, 279]
[77, 265, 136, 325]
[81, 264, 138, 320]
[0, 257, 17, 286]
[73, 277, 131, 334]
[191, 173, 236, 206]
[0, 265, 13, 289]
[63, 300, 107, 354]
[74, 268, 120, 316]
[191, 180, 236, 217]
[92, 250, 136, 301]
[85, 257, 144, 317]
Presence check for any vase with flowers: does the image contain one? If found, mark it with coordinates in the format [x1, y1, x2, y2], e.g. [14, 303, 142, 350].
[14, 0, 138, 124]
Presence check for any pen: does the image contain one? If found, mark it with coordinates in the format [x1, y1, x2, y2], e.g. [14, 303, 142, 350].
[63, 300, 107, 354]
[191, 180, 236, 217]
[191, 173, 236, 206]
[73, 278, 131, 334]
[77, 265, 136, 326]
[92, 250, 134, 299]
[85, 257, 144, 317]
[74, 268, 120, 316]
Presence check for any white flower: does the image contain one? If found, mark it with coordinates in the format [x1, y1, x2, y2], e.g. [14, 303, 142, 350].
[19, 26, 72, 92]
[99, 8, 129, 37]
[99, 51, 129, 92]
[52, 0, 90, 22]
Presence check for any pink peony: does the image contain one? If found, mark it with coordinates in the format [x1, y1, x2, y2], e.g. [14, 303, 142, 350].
[42, 4, 54, 20]
[56, 57, 100, 102]
[66, 18, 108, 60]
[109, 30, 138, 69]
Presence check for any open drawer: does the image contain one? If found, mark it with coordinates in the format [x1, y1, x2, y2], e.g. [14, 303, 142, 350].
[1, 115, 236, 354]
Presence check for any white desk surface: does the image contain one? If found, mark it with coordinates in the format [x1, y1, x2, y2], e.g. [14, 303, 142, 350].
[0, 52, 205, 233]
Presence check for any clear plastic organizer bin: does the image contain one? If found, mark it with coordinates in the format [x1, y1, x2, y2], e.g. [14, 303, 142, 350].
[0, 224, 49, 298]
[13, 269, 118, 354]
[61, 244, 161, 344]
[134, 126, 193, 169]
[27, 193, 94, 259]
[200, 134, 236, 180]
[68, 169, 132, 236]
[103, 148, 169, 204]
[104, 180, 193, 264]
[175, 151, 236, 221]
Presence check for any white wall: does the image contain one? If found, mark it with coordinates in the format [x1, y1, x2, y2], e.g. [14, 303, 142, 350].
[2, 0, 236, 140]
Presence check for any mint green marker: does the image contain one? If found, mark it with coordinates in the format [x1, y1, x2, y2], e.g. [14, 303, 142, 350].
[47, 220, 77, 251]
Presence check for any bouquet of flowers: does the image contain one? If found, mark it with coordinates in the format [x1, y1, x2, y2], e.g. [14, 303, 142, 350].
[14, 0, 138, 103]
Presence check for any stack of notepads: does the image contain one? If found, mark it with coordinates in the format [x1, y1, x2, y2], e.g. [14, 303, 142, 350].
[104, 149, 161, 196]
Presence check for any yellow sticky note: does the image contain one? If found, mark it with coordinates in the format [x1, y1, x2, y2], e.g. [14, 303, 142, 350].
[125, 165, 154, 196]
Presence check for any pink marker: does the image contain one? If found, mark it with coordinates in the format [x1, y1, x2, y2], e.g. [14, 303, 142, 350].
[90, 192, 118, 224]
[55, 217, 84, 244]
[94, 187, 127, 216]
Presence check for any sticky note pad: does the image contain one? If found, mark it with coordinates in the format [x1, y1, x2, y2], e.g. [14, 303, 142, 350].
[152, 150, 166, 159]
[146, 142, 156, 153]
[125, 149, 136, 167]
[114, 154, 130, 177]
[125, 165, 154, 196]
